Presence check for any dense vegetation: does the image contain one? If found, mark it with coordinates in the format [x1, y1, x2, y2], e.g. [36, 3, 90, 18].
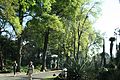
[0, 0, 120, 80]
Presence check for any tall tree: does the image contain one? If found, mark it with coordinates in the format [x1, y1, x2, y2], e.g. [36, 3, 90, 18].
[52, 0, 101, 60]
[0, 0, 36, 71]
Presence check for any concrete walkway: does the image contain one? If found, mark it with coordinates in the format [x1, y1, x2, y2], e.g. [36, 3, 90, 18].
[0, 70, 62, 80]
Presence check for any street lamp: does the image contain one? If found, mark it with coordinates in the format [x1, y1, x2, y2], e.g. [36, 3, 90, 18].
[109, 37, 116, 62]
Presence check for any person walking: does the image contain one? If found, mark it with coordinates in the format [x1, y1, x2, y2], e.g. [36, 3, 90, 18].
[28, 61, 34, 80]
[12, 60, 18, 76]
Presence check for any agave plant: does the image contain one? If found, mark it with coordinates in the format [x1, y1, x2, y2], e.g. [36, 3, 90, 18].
[65, 57, 96, 80]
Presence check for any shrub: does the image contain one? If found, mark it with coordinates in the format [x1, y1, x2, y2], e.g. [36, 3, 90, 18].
[21, 66, 28, 73]
[65, 57, 96, 80]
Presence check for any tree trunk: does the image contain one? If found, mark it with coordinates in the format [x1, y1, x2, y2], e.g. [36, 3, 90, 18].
[16, 37, 22, 72]
[0, 52, 4, 71]
[77, 22, 80, 60]
[110, 42, 113, 62]
[41, 28, 49, 71]
[16, 0, 23, 72]
[73, 28, 76, 59]
[103, 39, 106, 67]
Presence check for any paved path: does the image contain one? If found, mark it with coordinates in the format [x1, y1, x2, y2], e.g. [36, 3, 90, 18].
[0, 70, 62, 80]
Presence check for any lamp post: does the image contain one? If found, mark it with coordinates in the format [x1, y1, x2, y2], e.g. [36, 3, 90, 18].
[109, 37, 116, 62]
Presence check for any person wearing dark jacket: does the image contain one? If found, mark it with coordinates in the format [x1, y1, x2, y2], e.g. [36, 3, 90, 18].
[13, 61, 18, 76]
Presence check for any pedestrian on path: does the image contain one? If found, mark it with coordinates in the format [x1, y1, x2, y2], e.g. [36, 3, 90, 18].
[27, 61, 34, 80]
[12, 60, 18, 76]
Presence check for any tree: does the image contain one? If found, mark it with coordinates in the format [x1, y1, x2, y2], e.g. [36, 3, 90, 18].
[0, 0, 36, 71]
[27, 12, 63, 71]
[0, 15, 14, 71]
[0, 35, 18, 71]
[55, 1, 101, 59]
[0, 0, 102, 72]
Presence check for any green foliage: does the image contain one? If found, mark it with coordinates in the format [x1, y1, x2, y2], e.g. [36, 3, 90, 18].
[20, 66, 28, 73]
[66, 57, 96, 80]
[23, 0, 102, 61]
[52, 0, 88, 19]
[0, 0, 38, 36]
[97, 69, 120, 80]
[42, 0, 56, 12]
[35, 65, 42, 70]
[0, 59, 13, 73]
[0, 0, 22, 36]
[0, 36, 18, 60]
[89, 31, 103, 56]
[0, 0, 103, 74]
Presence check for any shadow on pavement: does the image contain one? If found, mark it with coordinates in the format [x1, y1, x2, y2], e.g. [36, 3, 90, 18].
[14, 77, 28, 80]
[32, 77, 43, 80]
[14, 77, 43, 80]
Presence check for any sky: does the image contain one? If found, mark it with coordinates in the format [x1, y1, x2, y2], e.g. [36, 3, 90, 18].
[94, 0, 120, 56]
